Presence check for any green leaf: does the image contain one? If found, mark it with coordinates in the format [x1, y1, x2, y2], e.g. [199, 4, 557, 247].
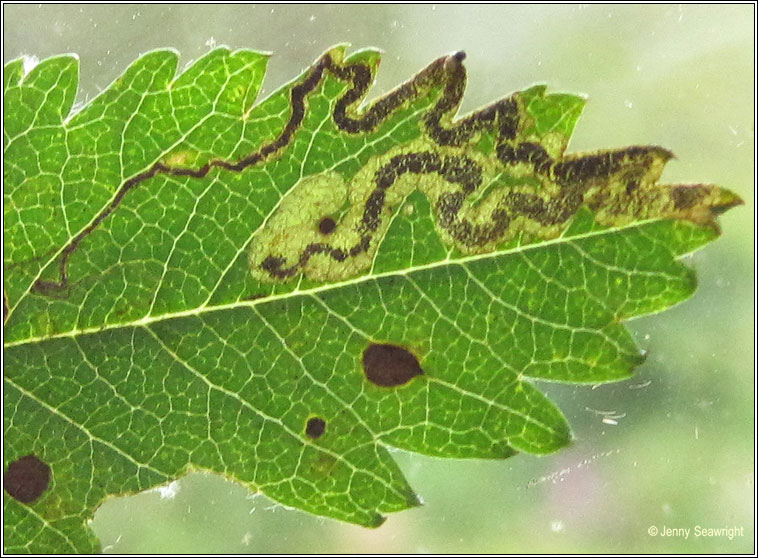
[3, 45, 741, 553]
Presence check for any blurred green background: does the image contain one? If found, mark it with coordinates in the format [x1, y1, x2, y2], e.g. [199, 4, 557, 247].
[3, 4, 754, 553]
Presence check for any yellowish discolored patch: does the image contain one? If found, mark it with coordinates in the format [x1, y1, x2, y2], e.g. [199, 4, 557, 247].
[162, 150, 199, 167]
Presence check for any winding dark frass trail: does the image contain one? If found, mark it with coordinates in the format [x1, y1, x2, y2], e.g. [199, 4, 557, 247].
[32, 49, 672, 292]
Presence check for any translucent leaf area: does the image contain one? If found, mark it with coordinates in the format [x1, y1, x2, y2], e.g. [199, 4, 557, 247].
[2, 46, 740, 552]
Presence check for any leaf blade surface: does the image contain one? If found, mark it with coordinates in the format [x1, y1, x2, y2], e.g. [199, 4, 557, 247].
[3, 46, 740, 552]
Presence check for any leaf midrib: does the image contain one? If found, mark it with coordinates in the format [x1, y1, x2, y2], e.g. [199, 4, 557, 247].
[4, 216, 664, 349]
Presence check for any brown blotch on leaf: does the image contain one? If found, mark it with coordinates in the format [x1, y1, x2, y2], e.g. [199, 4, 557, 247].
[305, 417, 326, 439]
[671, 185, 707, 210]
[362, 343, 424, 387]
[318, 217, 337, 235]
[4, 455, 51, 504]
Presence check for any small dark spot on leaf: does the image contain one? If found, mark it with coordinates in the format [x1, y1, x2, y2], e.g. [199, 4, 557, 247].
[362, 343, 424, 387]
[318, 217, 336, 235]
[4, 455, 51, 504]
[243, 293, 266, 301]
[305, 417, 326, 439]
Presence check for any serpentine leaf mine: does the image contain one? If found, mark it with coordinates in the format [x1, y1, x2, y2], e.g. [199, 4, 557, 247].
[15, 47, 739, 294]
[3, 45, 741, 553]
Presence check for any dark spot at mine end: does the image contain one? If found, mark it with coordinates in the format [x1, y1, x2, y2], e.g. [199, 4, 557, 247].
[4, 455, 51, 504]
[305, 417, 326, 439]
[318, 217, 336, 235]
[362, 343, 424, 387]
